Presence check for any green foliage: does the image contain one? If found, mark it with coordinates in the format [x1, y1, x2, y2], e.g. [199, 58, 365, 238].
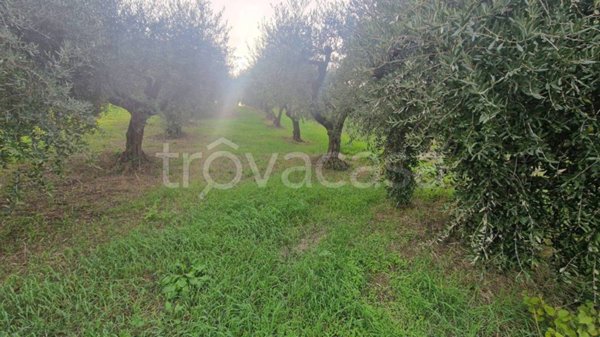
[343, 0, 432, 205]
[160, 260, 210, 302]
[382, 131, 418, 206]
[525, 296, 600, 337]
[0, 0, 100, 206]
[350, 0, 600, 299]
[435, 0, 599, 300]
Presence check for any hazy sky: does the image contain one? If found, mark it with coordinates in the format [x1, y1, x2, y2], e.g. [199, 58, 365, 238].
[210, 0, 284, 72]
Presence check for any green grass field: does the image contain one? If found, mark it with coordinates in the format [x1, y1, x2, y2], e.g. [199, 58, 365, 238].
[0, 107, 538, 336]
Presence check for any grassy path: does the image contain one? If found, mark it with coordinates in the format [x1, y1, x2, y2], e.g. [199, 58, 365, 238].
[0, 108, 536, 336]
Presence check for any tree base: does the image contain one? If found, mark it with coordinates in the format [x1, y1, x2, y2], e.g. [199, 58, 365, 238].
[117, 150, 150, 172]
[321, 155, 349, 171]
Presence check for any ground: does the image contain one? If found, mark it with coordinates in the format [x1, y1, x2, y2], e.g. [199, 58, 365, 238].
[0, 107, 540, 336]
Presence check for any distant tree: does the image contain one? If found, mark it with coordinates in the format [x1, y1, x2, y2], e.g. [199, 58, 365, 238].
[244, 54, 282, 127]
[249, 0, 358, 168]
[305, 3, 360, 170]
[247, 0, 315, 141]
[318, 64, 365, 171]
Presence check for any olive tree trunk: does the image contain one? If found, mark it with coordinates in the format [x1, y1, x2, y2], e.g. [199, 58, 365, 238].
[166, 111, 183, 138]
[120, 109, 150, 164]
[263, 103, 275, 121]
[109, 91, 157, 165]
[292, 118, 302, 142]
[309, 46, 348, 170]
[321, 115, 349, 170]
[326, 128, 342, 159]
[286, 107, 303, 142]
[166, 124, 183, 138]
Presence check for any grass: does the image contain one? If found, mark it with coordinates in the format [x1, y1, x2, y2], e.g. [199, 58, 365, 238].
[0, 107, 538, 336]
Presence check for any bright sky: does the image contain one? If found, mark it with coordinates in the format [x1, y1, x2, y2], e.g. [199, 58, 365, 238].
[210, 0, 284, 73]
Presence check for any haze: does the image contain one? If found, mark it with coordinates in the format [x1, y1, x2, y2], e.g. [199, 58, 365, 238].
[211, 0, 283, 72]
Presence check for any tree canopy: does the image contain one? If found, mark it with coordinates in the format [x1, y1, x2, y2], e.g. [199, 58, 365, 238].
[345, 0, 600, 300]
[1, 0, 231, 203]
[1, 0, 104, 198]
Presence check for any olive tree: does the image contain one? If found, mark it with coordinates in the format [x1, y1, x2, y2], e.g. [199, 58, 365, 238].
[0, 0, 105, 204]
[341, 0, 426, 204]
[248, 0, 315, 142]
[245, 49, 286, 128]
[302, 3, 360, 170]
[351, 0, 600, 300]
[104, 0, 229, 162]
[1, 0, 230, 208]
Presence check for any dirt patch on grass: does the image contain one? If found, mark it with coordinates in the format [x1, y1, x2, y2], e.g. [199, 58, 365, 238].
[368, 272, 396, 303]
[371, 196, 562, 306]
[7, 153, 160, 217]
[282, 229, 327, 258]
[372, 197, 449, 259]
[0, 152, 163, 278]
[296, 229, 326, 253]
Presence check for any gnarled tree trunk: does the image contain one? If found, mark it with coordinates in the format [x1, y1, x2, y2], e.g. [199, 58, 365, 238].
[109, 90, 157, 165]
[166, 124, 183, 138]
[326, 129, 342, 159]
[166, 111, 183, 138]
[322, 112, 349, 170]
[309, 46, 349, 171]
[292, 119, 302, 142]
[120, 109, 150, 164]
[110, 78, 161, 166]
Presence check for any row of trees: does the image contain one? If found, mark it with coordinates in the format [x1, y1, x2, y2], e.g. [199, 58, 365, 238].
[243, 0, 358, 170]
[1, 0, 229, 199]
[246, 0, 599, 302]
